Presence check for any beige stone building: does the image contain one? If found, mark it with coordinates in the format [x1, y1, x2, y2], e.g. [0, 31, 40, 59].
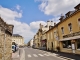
[33, 34, 39, 48]
[46, 3, 80, 54]
[0, 17, 14, 60]
[58, 3, 80, 54]
[29, 39, 33, 47]
[33, 21, 53, 49]
[46, 24, 59, 51]
[12, 34, 24, 46]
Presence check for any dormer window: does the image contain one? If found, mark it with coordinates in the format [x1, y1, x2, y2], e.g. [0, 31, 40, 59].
[68, 23, 72, 32]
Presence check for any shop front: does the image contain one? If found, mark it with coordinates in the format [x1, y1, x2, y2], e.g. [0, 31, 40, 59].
[59, 32, 80, 54]
[40, 39, 47, 50]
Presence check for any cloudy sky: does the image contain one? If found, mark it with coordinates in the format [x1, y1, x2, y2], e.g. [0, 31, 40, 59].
[0, 0, 80, 43]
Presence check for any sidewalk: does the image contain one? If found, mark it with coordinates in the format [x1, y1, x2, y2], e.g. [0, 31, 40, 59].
[12, 50, 20, 60]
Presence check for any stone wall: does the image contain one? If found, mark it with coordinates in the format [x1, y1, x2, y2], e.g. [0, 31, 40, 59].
[0, 17, 14, 60]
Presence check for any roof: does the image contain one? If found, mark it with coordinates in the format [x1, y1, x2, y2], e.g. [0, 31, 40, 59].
[74, 3, 80, 9]
[13, 34, 22, 37]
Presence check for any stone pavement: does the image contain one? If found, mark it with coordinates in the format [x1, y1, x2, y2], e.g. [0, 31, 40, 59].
[12, 50, 20, 60]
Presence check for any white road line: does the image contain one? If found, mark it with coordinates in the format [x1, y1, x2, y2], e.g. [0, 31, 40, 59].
[28, 54, 31, 58]
[44, 54, 50, 56]
[38, 54, 44, 57]
[48, 53, 57, 56]
[33, 54, 38, 57]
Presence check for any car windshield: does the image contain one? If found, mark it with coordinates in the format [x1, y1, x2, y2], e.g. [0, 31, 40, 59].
[12, 46, 14, 49]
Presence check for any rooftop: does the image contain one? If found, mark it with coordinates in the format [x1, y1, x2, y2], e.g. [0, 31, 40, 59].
[13, 34, 22, 37]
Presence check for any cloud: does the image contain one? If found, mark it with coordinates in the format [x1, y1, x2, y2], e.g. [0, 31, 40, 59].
[16, 5, 21, 10]
[38, 0, 80, 16]
[30, 21, 46, 30]
[0, 5, 46, 43]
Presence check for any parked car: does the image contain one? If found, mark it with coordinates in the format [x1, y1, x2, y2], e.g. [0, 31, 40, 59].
[12, 45, 16, 52]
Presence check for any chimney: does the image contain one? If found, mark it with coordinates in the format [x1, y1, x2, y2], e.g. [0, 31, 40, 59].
[54, 23, 56, 26]
[51, 20, 53, 26]
[40, 23, 43, 29]
[59, 14, 64, 21]
[47, 20, 51, 27]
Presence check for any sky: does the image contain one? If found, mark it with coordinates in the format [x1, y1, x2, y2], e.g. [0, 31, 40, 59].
[0, 0, 80, 43]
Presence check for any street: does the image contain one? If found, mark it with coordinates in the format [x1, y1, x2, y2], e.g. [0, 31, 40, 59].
[24, 47, 74, 60]
[25, 47, 62, 60]
[12, 47, 80, 60]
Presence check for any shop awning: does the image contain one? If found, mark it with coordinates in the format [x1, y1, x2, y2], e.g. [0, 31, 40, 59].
[59, 35, 80, 41]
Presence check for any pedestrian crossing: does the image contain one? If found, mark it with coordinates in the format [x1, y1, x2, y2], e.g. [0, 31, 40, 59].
[26, 53, 75, 60]
[33, 50, 75, 60]
[27, 53, 58, 58]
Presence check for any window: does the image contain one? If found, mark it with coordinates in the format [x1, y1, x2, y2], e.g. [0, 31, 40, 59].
[62, 40, 71, 49]
[77, 39, 80, 49]
[0, 27, 1, 33]
[48, 34, 49, 40]
[54, 31, 56, 38]
[78, 18, 80, 28]
[51, 32, 52, 39]
[61, 27, 64, 34]
[68, 23, 72, 32]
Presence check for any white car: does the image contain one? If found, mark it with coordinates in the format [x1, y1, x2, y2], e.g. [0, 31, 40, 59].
[12, 45, 16, 52]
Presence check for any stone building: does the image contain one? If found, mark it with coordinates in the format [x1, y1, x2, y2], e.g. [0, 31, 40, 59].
[46, 23, 59, 51]
[29, 39, 33, 47]
[33, 34, 39, 48]
[12, 34, 24, 46]
[0, 17, 14, 60]
[33, 21, 53, 49]
[58, 3, 80, 54]
[46, 3, 80, 54]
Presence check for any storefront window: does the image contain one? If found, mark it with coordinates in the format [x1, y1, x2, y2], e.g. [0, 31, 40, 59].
[77, 39, 80, 49]
[62, 40, 71, 49]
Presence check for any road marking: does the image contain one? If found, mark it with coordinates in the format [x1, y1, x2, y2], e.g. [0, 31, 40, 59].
[44, 53, 50, 56]
[33, 54, 38, 57]
[28, 54, 31, 58]
[38, 54, 44, 56]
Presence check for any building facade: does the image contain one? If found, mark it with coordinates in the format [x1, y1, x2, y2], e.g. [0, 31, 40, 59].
[12, 34, 24, 46]
[29, 39, 33, 47]
[33, 34, 39, 48]
[33, 21, 53, 49]
[0, 17, 14, 60]
[46, 24, 59, 51]
[46, 3, 80, 54]
[33, 3, 80, 55]
[58, 3, 80, 54]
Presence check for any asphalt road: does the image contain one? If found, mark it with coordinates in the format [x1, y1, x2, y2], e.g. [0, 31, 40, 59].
[24, 47, 64, 60]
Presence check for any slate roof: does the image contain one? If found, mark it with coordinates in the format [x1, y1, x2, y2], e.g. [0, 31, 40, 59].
[13, 34, 22, 37]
